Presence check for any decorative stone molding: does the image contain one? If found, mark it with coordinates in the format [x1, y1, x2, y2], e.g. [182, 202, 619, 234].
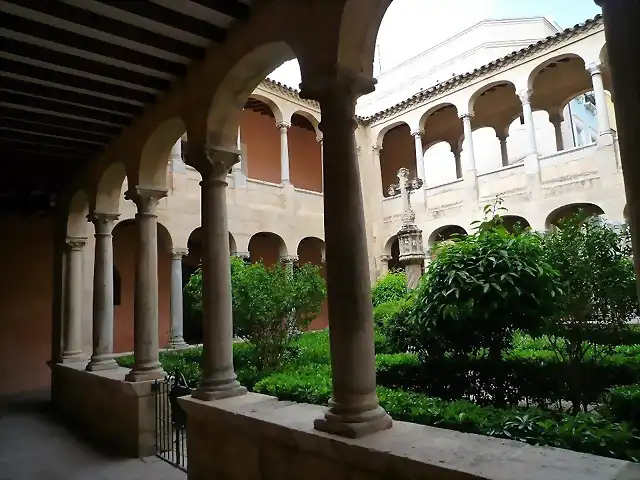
[171, 248, 188, 260]
[410, 129, 424, 138]
[586, 60, 604, 75]
[260, 78, 320, 110]
[125, 188, 168, 217]
[87, 213, 119, 235]
[457, 111, 474, 120]
[66, 236, 87, 251]
[279, 255, 299, 264]
[275, 121, 291, 132]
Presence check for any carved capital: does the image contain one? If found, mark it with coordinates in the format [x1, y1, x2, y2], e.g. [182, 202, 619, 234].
[186, 140, 240, 183]
[87, 212, 119, 235]
[279, 255, 299, 264]
[125, 187, 167, 216]
[586, 61, 603, 76]
[276, 121, 291, 132]
[66, 236, 87, 251]
[458, 111, 474, 120]
[410, 129, 424, 138]
[316, 134, 323, 144]
[232, 251, 251, 261]
[397, 167, 410, 182]
[372, 144, 383, 154]
[518, 89, 533, 105]
[171, 248, 188, 260]
[380, 254, 392, 262]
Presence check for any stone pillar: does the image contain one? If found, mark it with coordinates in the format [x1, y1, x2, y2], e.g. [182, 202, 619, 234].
[497, 132, 509, 166]
[232, 251, 251, 263]
[549, 112, 565, 151]
[62, 236, 87, 362]
[411, 129, 425, 181]
[595, 0, 640, 299]
[124, 188, 167, 382]
[317, 135, 324, 191]
[167, 248, 188, 349]
[452, 147, 462, 179]
[280, 255, 298, 275]
[86, 213, 118, 371]
[187, 142, 247, 401]
[459, 113, 476, 172]
[277, 121, 291, 184]
[518, 89, 539, 158]
[587, 61, 614, 143]
[380, 254, 391, 276]
[300, 69, 392, 438]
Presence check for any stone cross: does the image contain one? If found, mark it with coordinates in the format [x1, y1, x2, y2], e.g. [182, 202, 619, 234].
[388, 167, 423, 225]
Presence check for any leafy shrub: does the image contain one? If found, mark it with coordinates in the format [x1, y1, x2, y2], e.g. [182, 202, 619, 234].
[184, 256, 326, 369]
[411, 201, 560, 406]
[253, 366, 640, 462]
[604, 384, 640, 428]
[373, 298, 414, 352]
[542, 214, 639, 413]
[371, 271, 408, 307]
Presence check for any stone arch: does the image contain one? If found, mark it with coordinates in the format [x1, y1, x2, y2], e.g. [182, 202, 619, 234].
[545, 202, 605, 229]
[247, 93, 284, 124]
[418, 102, 458, 132]
[290, 109, 320, 134]
[383, 235, 401, 272]
[66, 189, 89, 237]
[297, 236, 325, 264]
[428, 224, 467, 246]
[526, 53, 590, 91]
[229, 232, 237, 254]
[249, 232, 288, 266]
[467, 80, 519, 117]
[375, 120, 409, 147]
[289, 112, 323, 192]
[94, 162, 127, 214]
[423, 141, 460, 186]
[185, 228, 236, 268]
[206, 41, 297, 148]
[157, 221, 173, 252]
[379, 122, 414, 197]
[138, 117, 186, 191]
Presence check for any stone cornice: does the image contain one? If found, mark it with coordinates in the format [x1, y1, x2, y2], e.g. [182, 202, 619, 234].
[260, 78, 319, 110]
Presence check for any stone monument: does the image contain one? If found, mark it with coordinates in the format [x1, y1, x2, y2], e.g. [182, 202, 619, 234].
[388, 168, 425, 289]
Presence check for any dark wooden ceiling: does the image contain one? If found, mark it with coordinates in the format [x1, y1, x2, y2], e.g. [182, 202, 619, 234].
[0, 0, 251, 214]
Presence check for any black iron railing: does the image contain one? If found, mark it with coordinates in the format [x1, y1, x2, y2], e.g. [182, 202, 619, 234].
[153, 374, 190, 472]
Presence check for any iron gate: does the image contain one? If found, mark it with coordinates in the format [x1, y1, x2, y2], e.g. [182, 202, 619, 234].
[153, 374, 190, 471]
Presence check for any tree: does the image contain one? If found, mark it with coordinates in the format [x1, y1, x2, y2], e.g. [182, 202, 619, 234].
[371, 270, 408, 307]
[541, 213, 638, 413]
[184, 256, 326, 370]
[410, 199, 561, 406]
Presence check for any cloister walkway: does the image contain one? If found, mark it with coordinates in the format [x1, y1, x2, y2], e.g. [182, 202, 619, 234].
[0, 394, 185, 480]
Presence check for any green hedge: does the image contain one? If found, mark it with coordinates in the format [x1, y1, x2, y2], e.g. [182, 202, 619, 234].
[604, 384, 640, 428]
[375, 353, 640, 409]
[253, 365, 640, 462]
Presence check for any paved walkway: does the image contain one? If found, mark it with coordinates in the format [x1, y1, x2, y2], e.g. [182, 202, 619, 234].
[0, 395, 186, 480]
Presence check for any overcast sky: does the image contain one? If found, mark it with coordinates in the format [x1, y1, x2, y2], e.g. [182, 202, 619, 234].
[268, 0, 601, 87]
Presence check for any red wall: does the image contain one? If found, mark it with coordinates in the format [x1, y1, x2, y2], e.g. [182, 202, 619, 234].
[112, 222, 171, 353]
[0, 216, 53, 396]
[380, 124, 415, 196]
[249, 233, 283, 266]
[241, 109, 281, 184]
[289, 122, 322, 192]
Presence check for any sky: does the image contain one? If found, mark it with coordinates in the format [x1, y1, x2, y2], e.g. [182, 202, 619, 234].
[268, 0, 601, 88]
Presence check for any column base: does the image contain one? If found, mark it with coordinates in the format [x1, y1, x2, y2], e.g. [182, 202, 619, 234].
[165, 337, 189, 349]
[192, 379, 247, 401]
[61, 352, 86, 364]
[314, 405, 392, 439]
[124, 367, 166, 382]
[86, 356, 118, 371]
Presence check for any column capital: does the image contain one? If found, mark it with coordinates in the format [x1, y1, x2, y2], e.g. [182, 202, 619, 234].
[380, 254, 392, 261]
[586, 60, 604, 76]
[548, 111, 565, 124]
[458, 111, 474, 120]
[171, 248, 188, 259]
[87, 213, 119, 234]
[410, 129, 424, 138]
[299, 67, 376, 104]
[125, 187, 168, 216]
[316, 134, 323, 144]
[518, 89, 533, 104]
[372, 144, 383, 153]
[276, 121, 291, 131]
[186, 141, 240, 182]
[279, 254, 299, 264]
[66, 236, 87, 251]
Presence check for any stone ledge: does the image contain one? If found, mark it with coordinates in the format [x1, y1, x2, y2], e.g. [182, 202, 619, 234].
[180, 392, 639, 480]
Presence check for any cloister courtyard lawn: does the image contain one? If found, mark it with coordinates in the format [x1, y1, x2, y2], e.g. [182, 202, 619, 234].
[118, 327, 640, 463]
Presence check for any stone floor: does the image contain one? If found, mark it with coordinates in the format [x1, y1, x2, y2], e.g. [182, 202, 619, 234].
[0, 394, 186, 480]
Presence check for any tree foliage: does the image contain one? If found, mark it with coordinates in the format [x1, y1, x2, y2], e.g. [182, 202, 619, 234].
[541, 213, 638, 413]
[371, 270, 408, 307]
[184, 256, 326, 369]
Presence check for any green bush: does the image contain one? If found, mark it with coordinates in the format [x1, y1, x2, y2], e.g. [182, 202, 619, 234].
[371, 271, 408, 307]
[253, 366, 639, 462]
[541, 214, 639, 414]
[373, 298, 414, 352]
[604, 384, 640, 428]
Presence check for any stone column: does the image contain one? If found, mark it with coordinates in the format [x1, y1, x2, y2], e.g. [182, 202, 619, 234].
[300, 69, 392, 438]
[124, 188, 167, 382]
[277, 121, 291, 184]
[280, 255, 298, 275]
[86, 213, 118, 371]
[549, 112, 565, 151]
[518, 89, 539, 158]
[187, 142, 246, 400]
[380, 254, 391, 276]
[497, 132, 509, 166]
[459, 113, 477, 173]
[594, 0, 640, 299]
[167, 248, 188, 349]
[452, 146, 462, 178]
[587, 61, 614, 142]
[317, 135, 324, 191]
[232, 251, 251, 263]
[411, 129, 425, 181]
[62, 236, 87, 362]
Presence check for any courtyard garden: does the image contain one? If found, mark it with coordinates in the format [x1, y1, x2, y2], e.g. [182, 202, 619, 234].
[118, 202, 640, 462]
